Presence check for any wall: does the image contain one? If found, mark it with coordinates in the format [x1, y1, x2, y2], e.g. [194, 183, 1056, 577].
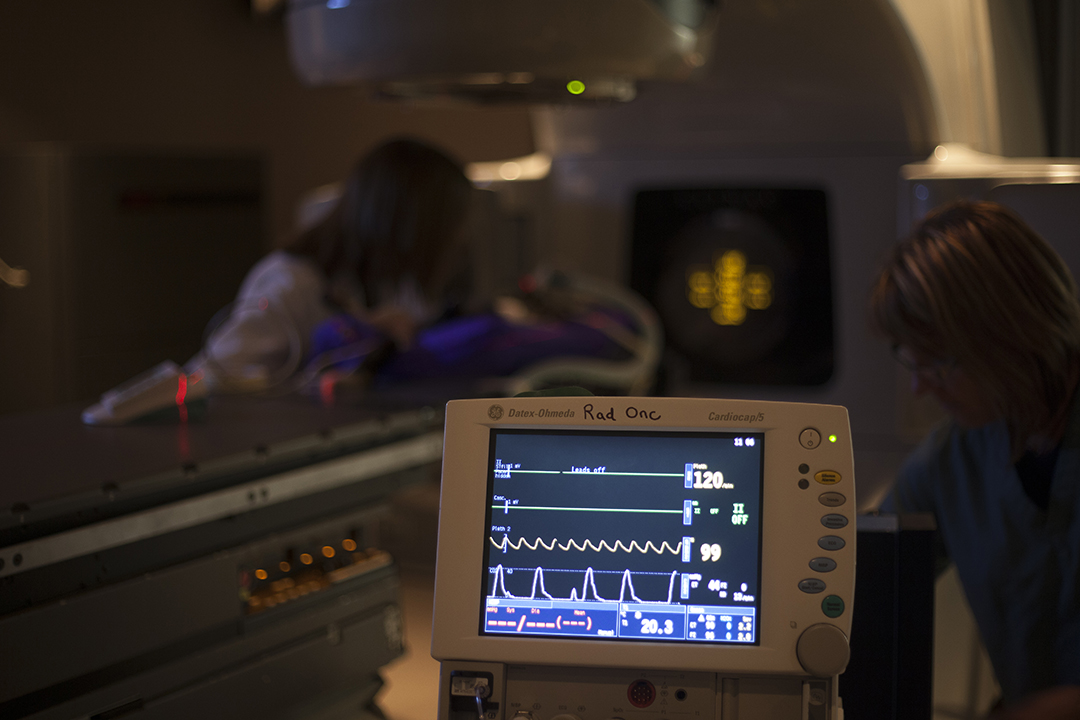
[889, 0, 1046, 156]
[0, 0, 534, 247]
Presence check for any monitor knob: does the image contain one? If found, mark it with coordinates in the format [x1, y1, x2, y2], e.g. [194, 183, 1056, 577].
[796, 623, 850, 677]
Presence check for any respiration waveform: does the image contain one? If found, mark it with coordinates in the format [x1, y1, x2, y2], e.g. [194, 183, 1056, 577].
[490, 537, 682, 555]
[490, 564, 679, 604]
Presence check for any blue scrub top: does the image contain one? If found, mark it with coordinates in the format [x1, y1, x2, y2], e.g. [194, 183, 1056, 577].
[884, 400, 1080, 702]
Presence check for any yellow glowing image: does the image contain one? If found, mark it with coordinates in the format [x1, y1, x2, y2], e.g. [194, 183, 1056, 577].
[686, 250, 773, 326]
[567, 80, 586, 95]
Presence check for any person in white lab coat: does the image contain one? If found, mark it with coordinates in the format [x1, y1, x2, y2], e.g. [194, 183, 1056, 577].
[196, 137, 474, 390]
[871, 200, 1080, 720]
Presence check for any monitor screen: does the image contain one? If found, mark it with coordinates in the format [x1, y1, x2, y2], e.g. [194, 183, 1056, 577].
[480, 429, 764, 645]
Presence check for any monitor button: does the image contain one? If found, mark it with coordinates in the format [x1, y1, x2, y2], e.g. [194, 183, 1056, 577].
[797, 623, 850, 677]
[820, 514, 849, 529]
[817, 535, 846, 551]
[809, 557, 837, 573]
[821, 595, 846, 618]
[815, 470, 841, 485]
[799, 428, 822, 449]
[799, 578, 827, 594]
[818, 492, 846, 507]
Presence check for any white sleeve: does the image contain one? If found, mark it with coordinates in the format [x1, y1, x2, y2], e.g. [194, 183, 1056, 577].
[196, 252, 330, 390]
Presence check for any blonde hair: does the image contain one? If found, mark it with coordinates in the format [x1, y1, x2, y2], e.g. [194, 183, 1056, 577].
[871, 200, 1080, 456]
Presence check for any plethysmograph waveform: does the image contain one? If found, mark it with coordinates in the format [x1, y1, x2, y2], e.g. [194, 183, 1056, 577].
[491, 537, 682, 554]
[490, 564, 679, 604]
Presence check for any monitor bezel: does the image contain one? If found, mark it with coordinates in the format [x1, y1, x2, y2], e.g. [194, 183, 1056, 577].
[432, 397, 854, 676]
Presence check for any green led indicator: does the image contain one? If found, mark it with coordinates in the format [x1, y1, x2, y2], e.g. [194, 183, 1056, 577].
[567, 80, 586, 95]
[829, 435, 838, 443]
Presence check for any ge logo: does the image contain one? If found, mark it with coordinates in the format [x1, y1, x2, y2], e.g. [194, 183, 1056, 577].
[488, 405, 504, 420]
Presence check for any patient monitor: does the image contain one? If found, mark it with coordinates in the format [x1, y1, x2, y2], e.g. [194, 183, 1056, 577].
[433, 397, 854, 720]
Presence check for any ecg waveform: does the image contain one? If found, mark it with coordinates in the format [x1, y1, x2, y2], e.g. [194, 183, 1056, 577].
[491, 537, 682, 555]
[491, 564, 679, 604]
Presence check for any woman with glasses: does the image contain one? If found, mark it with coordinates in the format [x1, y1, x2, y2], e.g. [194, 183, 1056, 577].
[871, 199, 1080, 720]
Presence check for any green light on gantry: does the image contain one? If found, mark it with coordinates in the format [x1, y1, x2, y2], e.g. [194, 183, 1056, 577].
[567, 80, 586, 95]
[829, 435, 838, 443]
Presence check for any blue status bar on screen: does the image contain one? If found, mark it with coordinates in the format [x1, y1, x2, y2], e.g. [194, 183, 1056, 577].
[484, 598, 756, 643]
